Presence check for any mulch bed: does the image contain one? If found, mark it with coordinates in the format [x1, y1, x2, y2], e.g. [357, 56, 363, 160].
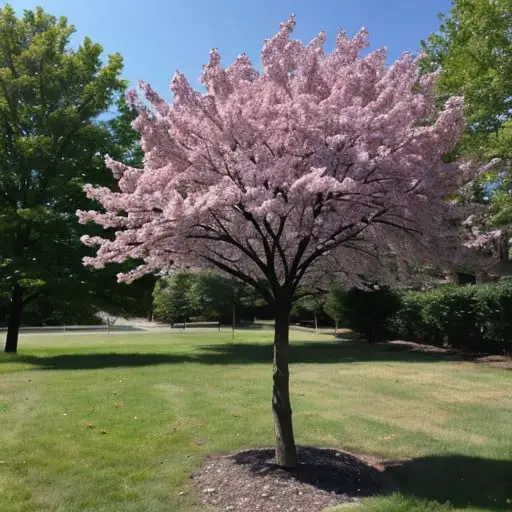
[192, 446, 381, 512]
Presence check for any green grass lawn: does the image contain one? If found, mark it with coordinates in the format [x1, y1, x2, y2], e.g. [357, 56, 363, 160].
[0, 331, 511, 512]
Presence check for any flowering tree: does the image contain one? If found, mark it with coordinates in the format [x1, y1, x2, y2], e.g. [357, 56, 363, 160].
[78, 16, 472, 468]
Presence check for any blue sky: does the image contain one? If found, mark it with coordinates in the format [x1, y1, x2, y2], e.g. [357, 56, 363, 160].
[10, 0, 452, 102]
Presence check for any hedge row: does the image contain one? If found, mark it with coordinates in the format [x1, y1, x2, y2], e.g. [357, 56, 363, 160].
[391, 281, 512, 354]
[339, 281, 512, 354]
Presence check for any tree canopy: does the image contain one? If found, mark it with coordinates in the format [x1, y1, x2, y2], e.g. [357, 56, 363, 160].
[81, 17, 471, 293]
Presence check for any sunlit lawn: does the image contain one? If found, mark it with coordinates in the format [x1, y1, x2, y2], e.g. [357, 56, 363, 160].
[1, 330, 511, 511]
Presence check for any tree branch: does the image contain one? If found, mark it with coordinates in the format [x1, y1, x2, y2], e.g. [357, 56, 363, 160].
[203, 255, 274, 304]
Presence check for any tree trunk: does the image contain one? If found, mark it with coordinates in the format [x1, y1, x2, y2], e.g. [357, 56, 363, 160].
[272, 307, 297, 468]
[5, 285, 23, 354]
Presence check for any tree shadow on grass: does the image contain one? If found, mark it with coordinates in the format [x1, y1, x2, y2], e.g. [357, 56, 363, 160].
[198, 341, 465, 365]
[1, 341, 471, 370]
[381, 454, 512, 510]
[4, 352, 189, 370]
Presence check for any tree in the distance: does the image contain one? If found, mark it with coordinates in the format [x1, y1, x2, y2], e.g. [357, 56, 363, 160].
[291, 292, 326, 330]
[323, 286, 346, 333]
[152, 273, 195, 324]
[79, 16, 473, 467]
[153, 271, 259, 325]
[185, 272, 252, 325]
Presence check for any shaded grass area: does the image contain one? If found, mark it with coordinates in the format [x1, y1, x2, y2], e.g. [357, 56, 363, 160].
[2, 338, 485, 370]
[377, 455, 512, 511]
[1, 331, 511, 511]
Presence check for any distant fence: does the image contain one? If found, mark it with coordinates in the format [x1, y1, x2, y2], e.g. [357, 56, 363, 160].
[171, 321, 220, 331]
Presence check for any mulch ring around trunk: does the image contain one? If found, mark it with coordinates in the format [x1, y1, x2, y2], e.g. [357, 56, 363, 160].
[192, 446, 381, 512]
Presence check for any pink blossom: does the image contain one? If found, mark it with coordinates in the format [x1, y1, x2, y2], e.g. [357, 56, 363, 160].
[78, 16, 474, 295]
[464, 228, 503, 249]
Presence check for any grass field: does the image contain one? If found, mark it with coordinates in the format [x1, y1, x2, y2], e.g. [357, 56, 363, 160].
[0, 331, 511, 512]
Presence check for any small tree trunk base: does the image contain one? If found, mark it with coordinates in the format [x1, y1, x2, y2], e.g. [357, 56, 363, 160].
[272, 398, 298, 468]
[4, 337, 18, 354]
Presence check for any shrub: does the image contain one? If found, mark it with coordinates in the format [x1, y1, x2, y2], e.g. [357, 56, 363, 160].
[339, 286, 402, 342]
[390, 281, 512, 354]
[391, 291, 445, 347]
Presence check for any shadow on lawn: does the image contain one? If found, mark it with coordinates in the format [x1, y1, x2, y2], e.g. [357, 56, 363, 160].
[381, 454, 512, 510]
[2, 341, 467, 370]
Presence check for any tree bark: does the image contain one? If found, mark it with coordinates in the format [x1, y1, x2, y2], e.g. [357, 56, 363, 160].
[272, 305, 297, 468]
[5, 285, 23, 354]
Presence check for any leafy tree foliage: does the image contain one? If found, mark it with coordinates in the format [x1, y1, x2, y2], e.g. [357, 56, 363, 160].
[422, 0, 512, 234]
[153, 271, 261, 324]
[0, 5, 127, 351]
[85, 95, 156, 321]
[291, 293, 327, 329]
[153, 273, 195, 324]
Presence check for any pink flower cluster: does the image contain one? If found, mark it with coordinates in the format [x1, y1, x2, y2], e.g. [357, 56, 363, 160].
[78, 16, 472, 295]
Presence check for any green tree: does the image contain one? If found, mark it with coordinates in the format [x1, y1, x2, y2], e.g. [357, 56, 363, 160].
[291, 293, 326, 330]
[323, 286, 346, 331]
[421, 0, 512, 232]
[153, 273, 196, 324]
[153, 271, 259, 326]
[0, 5, 124, 352]
[186, 272, 234, 321]
[0, 94, 156, 329]
[187, 272, 258, 324]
